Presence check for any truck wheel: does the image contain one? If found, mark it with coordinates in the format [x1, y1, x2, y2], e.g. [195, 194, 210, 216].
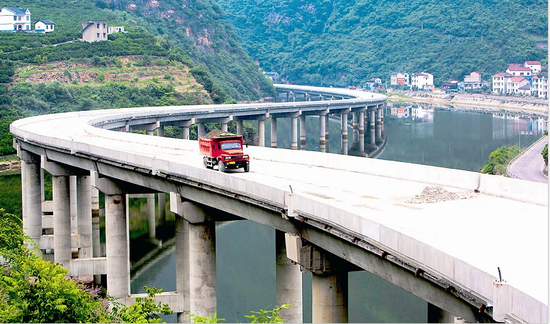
[219, 161, 225, 172]
[244, 162, 250, 172]
[203, 157, 209, 169]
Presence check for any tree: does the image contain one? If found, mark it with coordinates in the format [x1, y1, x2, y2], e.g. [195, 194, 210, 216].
[0, 208, 173, 323]
[542, 143, 548, 165]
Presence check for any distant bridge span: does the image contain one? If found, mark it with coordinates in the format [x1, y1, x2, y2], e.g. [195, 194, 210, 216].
[11, 85, 547, 323]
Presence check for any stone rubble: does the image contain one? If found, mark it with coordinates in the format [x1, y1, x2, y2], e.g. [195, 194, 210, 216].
[406, 185, 474, 204]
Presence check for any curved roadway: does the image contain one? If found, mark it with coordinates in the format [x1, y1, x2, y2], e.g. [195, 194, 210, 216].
[10, 86, 548, 323]
[508, 136, 548, 183]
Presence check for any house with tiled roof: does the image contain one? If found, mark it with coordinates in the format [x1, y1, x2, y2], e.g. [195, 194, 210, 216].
[35, 20, 55, 33]
[463, 71, 483, 90]
[506, 76, 530, 95]
[506, 64, 532, 77]
[524, 61, 542, 75]
[0, 7, 31, 32]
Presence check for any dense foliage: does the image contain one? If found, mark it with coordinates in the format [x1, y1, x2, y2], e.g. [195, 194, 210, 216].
[0, 208, 172, 323]
[480, 146, 520, 175]
[217, 0, 548, 87]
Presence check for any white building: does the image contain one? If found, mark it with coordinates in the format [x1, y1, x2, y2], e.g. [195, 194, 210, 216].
[0, 7, 31, 32]
[492, 73, 510, 94]
[463, 71, 483, 89]
[81, 20, 109, 42]
[506, 76, 530, 95]
[506, 64, 532, 77]
[531, 75, 548, 98]
[35, 20, 55, 33]
[524, 61, 542, 75]
[390, 72, 409, 86]
[411, 72, 434, 90]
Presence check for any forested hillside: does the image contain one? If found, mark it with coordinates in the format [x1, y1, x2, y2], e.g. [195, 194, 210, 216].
[216, 0, 548, 87]
[0, 0, 273, 101]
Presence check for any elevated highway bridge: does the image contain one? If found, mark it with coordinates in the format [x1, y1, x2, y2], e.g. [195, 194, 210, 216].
[11, 85, 548, 323]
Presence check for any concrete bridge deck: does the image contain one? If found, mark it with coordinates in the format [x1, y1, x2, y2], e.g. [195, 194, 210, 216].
[11, 86, 548, 323]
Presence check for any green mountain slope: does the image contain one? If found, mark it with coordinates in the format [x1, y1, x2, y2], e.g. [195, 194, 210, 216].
[0, 0, 274, 101]
[216, 0, 548, 87]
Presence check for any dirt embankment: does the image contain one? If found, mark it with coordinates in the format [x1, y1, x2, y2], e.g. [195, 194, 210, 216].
[14, 56, 208, 94]
[388, 91, 548, 116]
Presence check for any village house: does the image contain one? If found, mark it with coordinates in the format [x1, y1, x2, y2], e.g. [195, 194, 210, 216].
[0, 7, 31, 32]
[364, 78, 382, 90]
[35, 20, 55, 33]
[506, 64, 532, 77]
[492, 73, 510, 94]
[524, 61, 542, 75]
[390, 72, 409, 86]
[81, 21, 125, 42]
[531, 75, 548, 98]
[463, 71, 483, 90]
[411, 72, 434, 91]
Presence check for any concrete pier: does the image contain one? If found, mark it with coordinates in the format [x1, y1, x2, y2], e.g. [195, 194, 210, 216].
[291, 116, 298, 150]
[271, 117, 278, 148]
[258, 119, 265, 147]
[359, 110, 365, 153]
[53, 174, 72, 267]
[369, 108, 376, 147]
[300, 115, 306, 150]
[376, 107, 382, 144]
[319, 114, 326, 153]
[325, 114, 330, 153]
[77, 175, 93, 258]
[312, 271, 348, 323]
[236, 119, 244, 136]
[20, 150, 42, 255]
[276, 231, 303, 323]
[95, 177, 129, 298]
[341, 110, 349, 155]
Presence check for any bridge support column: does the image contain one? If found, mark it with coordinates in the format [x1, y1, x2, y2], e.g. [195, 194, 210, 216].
[197, 122, 206, 138]
[171, 195, 217, 319]
[312, 271, 348, 323]
[276, 231, 303, 323]
[146, 130, 157, 240]
[341, 110, 349, 155]
[271, 117, 278, 148]
[94, 177, 129, 298]
[77, 175, 93, 259]
[352, 112, 358, 146]
[428, 303, 463, 323]
[70, 176, 78, 243]
[369, 108, 376, 148]
[221, 122, 228, 132]
[183, 126, 190, 140]
[359, 110, 365, 153]
[325, 114, 330, 153]
[291, 116, 298, 150]
[319, 114, 326, 153]
[236, 119, 244, 136]
[20, 150, 42, 255]
[376, 106, 383, 144]
[43, 160, 78, 269]
[300, 115, 306, 150]
[258, 118, 265, 147]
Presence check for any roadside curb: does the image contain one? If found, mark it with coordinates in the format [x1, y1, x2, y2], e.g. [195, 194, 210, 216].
[506, 135, 548, 179]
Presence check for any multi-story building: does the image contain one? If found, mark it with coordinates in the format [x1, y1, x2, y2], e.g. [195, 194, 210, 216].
[506, 64, 532, 77]
[463, 71, 483, 89]
[506, 76, 530, 95]
[531, 75, 548, 98]
[492, 73, 510, 94]
[390, 72, 409, 86]
[524, 61, 542, 75]
[0, 7, 31, 32]
[411, 72, 434, 91]
[81, 20, 109, 42]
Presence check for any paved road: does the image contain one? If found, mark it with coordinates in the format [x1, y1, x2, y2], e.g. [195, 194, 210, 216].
[508, 136, 548, 183]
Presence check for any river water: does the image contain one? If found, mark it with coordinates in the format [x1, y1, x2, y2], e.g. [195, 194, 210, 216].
[131, 102, 547, 323]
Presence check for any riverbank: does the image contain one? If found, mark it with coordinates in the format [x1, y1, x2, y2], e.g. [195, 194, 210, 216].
[387, 91, 549, 116]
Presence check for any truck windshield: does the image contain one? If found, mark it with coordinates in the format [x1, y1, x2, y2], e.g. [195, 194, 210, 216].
[221, 142, 241, 150]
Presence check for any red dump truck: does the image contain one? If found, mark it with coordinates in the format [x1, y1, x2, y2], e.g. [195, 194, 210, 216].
[199, 130, 250, 172]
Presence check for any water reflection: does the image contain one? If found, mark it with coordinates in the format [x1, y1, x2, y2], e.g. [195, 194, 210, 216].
[130, 102, 547, 323]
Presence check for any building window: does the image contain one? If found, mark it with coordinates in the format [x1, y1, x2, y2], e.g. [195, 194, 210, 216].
[26, 16, 29, 21]
[103, 33, 106, 38]
[103, 24, 106, 28]
[97, 33, 100, 38]
[97, 23, 100, 28]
